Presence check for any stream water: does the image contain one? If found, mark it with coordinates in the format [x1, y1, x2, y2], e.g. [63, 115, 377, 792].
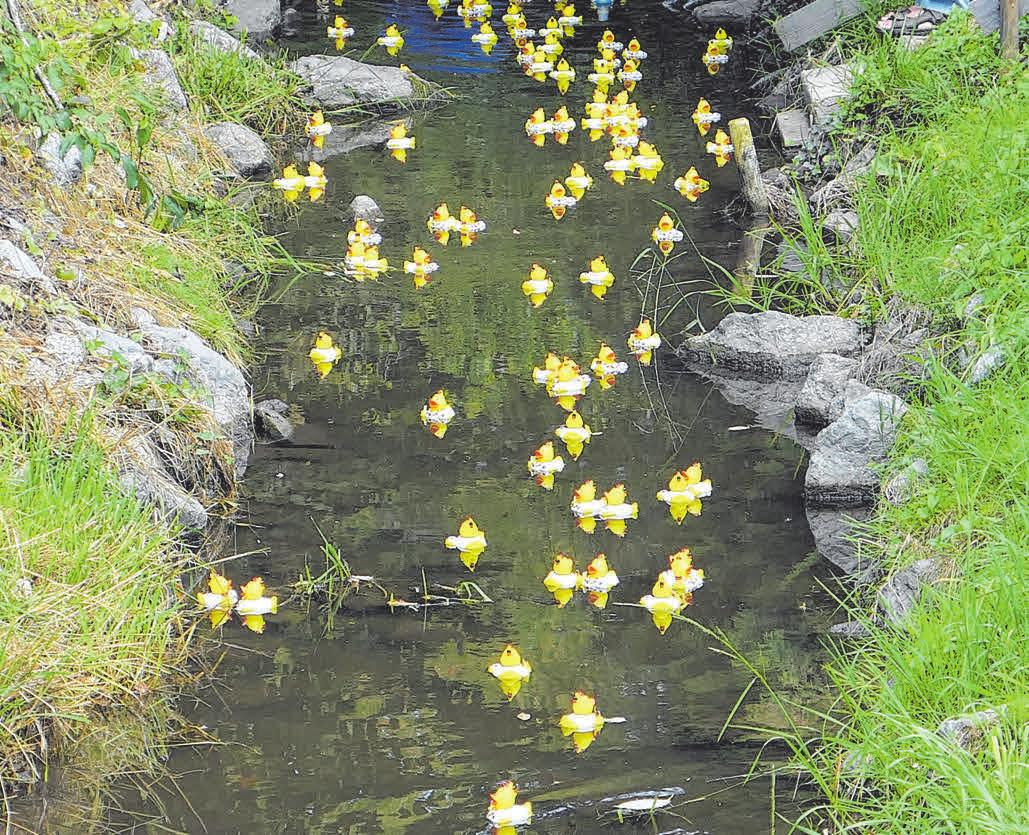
[18, 2, 836, 832]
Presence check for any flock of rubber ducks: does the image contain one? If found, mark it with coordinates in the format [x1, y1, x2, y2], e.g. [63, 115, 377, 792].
[271, 2, 744, 827]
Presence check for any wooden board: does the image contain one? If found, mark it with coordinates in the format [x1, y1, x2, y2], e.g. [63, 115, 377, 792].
[774, 0, 1026, 49]
[773, 0, 868, 51]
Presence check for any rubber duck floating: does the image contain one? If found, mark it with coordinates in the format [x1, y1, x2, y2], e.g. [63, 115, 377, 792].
[639, 575, 686, 634]
[445, 517, 487, 571]
[309, 331, 342, 378]
[524, 107, 552, 147]
[457, 0, 493, 28]
[618, 58, 642, 92]
[604, 146, 634, 185]
[386, 123, 416, 163]
[347, 219, 381, 247]
[596, 29, 623, 53]
[327, 15, 353, 50]
[557, 5, 582, 35]
[570, 480, 607, 533]
[627, 318, 662, 365]
[376, 24, 404, 56]
[551, 106, 575, 143]
[590, 343, 628, 389]
[545, 180, 577, 220]
[472, 21, 499, 53]
[706, 129, 734, 167]
[564, 162, 593, 199]
[532, 352, 562, 386]
[306, 111, 332, 148]
[486, 781, 533, 830]
[521, 262, 553, 307]
[420, 389, 456, 438]
[235, 577, 278, 634]
[559, 691, 605, 753]
[598, 483, 638, 537]
[549, 57, 576, 93]
[404, 246, 439, 289]
[527, 440, 565, 490]
[457, 206, 486, 246]
[702, 43, 729, 75]
[554, 411, 594, 461]
[488, 644, 532, 700]
[709, 27, 734, 52]
[691, 98, 721, 136]
[659, 547, 706, 595]
[543, 553, 580, 607]
[501, 2, 522, 28]
[579, 255, 614, 300]
[427, 0, 449, 20]
[539, 29, 564, 57]
[622, 37, 648, 61]
[582, 553, 619, 608]
[197, 570, 237, 628]
[674, 166, 710, 202]
[272, 162, 326, 202]
[344, 241, 388, 281]
[651, 213, 684, 255]
[546, 356, 592, 411]
[427, 202, 461, 245]
[656, 463, 713, 523]
[526, 49, 554, 83]
[631, 141, 664, 183]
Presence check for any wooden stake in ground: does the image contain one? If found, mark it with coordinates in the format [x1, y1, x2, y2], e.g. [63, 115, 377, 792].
[728, 117, 769, 217]
[1000, 0, 1018, 59]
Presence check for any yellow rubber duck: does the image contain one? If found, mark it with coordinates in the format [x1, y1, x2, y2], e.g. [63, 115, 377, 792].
[309, 332, 342, 379]
[543, 553, 580, 607]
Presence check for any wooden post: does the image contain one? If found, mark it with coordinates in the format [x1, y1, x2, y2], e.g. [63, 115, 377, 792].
[733, 221, 770, 298]
[1000, 0, 1018, 59]
[729, 118, 769, 217]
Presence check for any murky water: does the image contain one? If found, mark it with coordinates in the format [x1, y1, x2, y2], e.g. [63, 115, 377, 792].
[14, 2, 835, 832]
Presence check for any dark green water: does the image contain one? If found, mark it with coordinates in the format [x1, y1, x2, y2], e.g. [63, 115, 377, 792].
[17, 2, 835, 832]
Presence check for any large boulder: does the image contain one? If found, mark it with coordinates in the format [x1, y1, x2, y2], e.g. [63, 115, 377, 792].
[141, 324, 251, 477]
[805, 384, 907, 507]
[220, 0, 280, 39]
[189, 19, 260, 60]
[290, 55, 424, 111]
[204, 122, 274, 179]
[693, 0, 760, 26]
[795, 353, 858, 427]
[805, 506, 876, 578]
[679, 311, 865, 379]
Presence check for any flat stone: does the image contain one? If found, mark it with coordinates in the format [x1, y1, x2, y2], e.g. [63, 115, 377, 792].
[805, 505, 876, 576]
[350, 195, 383, 223]
[937, 709, 1002, 753]
[189, 19, 260, 60]
[679, 311, 865, 380]
[38, 132, 84, 186]
[221, 0, 280, 38]
[204, 122, 273, 179]
[290, 55, 422, 111]
[795, 353, 859, 427]
[134, 48, 188, 111]
[824, 209, 859, 242]
[142, 324, 251, 477]
[693, 0, 760, 26]
[801, 63, 854, 128]
[806, 384, 907, 507]
[877, 558, 944, 626]
[968, 345, 1004, 385]
[774, 109, 811, 149]
[67, 318, 153, 374]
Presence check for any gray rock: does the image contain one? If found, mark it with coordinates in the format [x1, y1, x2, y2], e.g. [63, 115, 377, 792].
[254, 399, 294, 442]
[777, 239, 807, 273]
[38, 132, 84, 186]
[115, 433, 208, 531]
[801, 63, 854, 128]
[856, 302, 936, 396]
[221, 0, 280, 38]
[142, 324, 251, 477]
[679, 311, 865, 380]
[307, 120, 400, 162]
[796, 353, 858, 427]
[883, 458, 928, 506]
[968, 345, 1004, 385]
[829, 620, 870, 637]
[824, 209, 859, 242]
[693, 0, 760, 25]
[68, 319, 153, 374]
[805, 506, 876, 577]
[204, 122, 273, 179]
[350, 194, 383, 223]
[134, 49, 189, 111]
[806, 385, 907, 507]
[24, 325, 87, 385]
[290, 55, 421, 111]
[877, 558, 944, 625]
[189, 19, 260, 60]
[962, 291, 985, 321]
[1, 239, 48, 287]
[937, 709, 1002, 753]
[129, 0, 172, 41]
[773, 109, 811, 149]
[129, 306, 157, 328]
[257, 397, 288, 414]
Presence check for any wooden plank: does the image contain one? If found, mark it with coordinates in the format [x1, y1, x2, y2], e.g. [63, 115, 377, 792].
[773, 0, 868, 51]
[972, 0, 1028, 33]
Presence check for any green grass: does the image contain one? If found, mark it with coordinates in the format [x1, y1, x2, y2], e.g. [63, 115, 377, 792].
[168, 28, 306, 136]
[736, 14, 1029, 833]
[0, 407, 190, 789]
